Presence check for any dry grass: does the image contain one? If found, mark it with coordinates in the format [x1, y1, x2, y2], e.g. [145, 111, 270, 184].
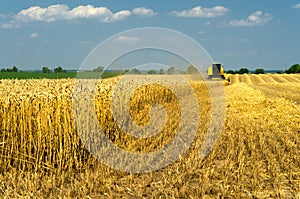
[0, 75, 299, 198]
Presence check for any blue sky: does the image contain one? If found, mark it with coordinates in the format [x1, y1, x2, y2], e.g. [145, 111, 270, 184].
[0, 0, 299, 71]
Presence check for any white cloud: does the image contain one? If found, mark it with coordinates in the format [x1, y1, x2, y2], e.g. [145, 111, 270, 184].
[229, 11, 272, 27]
[16, 4, 69, 23]
[292, 3, 300, 8]
[103, 10, 131, 23]
[14, 4, 131, 24]
[0, 21, 21, 29]
[30, 33, 39, 38]
[198, 31, 206, 34]
[1, 23, 14, 29]
[132, 7, 157, 17]
[115, 35, 139, 42]
[170, 6, 229, 18]
[68, 5, 111, 19]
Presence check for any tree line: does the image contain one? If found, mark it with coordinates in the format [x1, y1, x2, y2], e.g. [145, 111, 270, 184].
[0, 66, 19, 72]
[226, 68, 265, 74]
[226, 64, 300, 74]
[0, 66, 66, 73]
[1, 64, 300, 74]
[92, 66, 179, 75]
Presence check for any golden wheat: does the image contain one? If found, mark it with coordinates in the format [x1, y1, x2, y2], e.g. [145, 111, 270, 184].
[0, 75, 299, 198]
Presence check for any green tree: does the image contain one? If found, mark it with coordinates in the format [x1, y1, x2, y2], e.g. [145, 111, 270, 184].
[254, 68, 264, 74]
[187, 65, 198, 74]
[42, 67, 51, 73]
[238, 68, 249, 74]
[11, 66, 18, 72]
[93, 66, 104, 72]
[159, 68, 165, 74]
[147, 69, 157, 74]
[130, 68, 141, 74]
[226, 70, 236, 74]
[167, 67, 176, 75]
[2, 66, 18, 72]
[285, 64, 300, 74]
[54, 66, 65, 73]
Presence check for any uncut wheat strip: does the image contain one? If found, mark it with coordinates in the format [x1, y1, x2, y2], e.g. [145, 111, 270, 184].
[259, 74, 278, 83]
[280, 74, 300, 83]
[271, 74, 290, 83]
[229, 74, 240, 84]
[290, 74, 300, 81]
[0, 79, 80, 172]
[239, 74, 253, 85]
[267, 74, 284, 83]
[252, 84, 300, 105]
[268, 83, 300, 94]
[249, 75, 265, 85]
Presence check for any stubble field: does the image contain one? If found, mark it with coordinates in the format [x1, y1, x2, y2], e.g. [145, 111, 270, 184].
[0, 74, 299, 198]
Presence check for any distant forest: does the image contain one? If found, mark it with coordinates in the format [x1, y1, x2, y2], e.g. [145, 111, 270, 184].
[0, 64, 299, 79]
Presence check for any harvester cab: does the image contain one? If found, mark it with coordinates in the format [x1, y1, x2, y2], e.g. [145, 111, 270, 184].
[207, 63, 226, 80]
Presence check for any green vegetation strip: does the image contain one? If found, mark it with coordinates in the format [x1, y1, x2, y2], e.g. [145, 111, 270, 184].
[0, 71, 124, 79]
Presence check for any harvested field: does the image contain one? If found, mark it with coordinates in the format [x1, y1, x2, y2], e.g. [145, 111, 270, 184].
[229, 73, 300, 105]
[0, 75, 299, 198]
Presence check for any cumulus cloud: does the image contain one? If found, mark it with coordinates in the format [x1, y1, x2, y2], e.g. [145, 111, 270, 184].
[132, 7, 157, 17]
[115, 35, 139, 42]
[102, 10, 131, 23]
[292, 3, 300, 8]
[16, 4, 68, 22]
[170, 6, 229, 18]
[30, 32, 39, 38]
[13, 4, 130, 24]
[229, 11, 272, 27]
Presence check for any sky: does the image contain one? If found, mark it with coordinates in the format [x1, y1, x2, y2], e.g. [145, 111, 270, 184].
[0, 0, 300, 71]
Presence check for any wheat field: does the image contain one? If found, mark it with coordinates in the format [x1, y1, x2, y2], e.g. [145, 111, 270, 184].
[0, 74, 299, 198]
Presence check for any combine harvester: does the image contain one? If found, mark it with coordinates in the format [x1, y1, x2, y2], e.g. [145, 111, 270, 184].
[207, 63, 226, 80]
[207, 63, 231, 84]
